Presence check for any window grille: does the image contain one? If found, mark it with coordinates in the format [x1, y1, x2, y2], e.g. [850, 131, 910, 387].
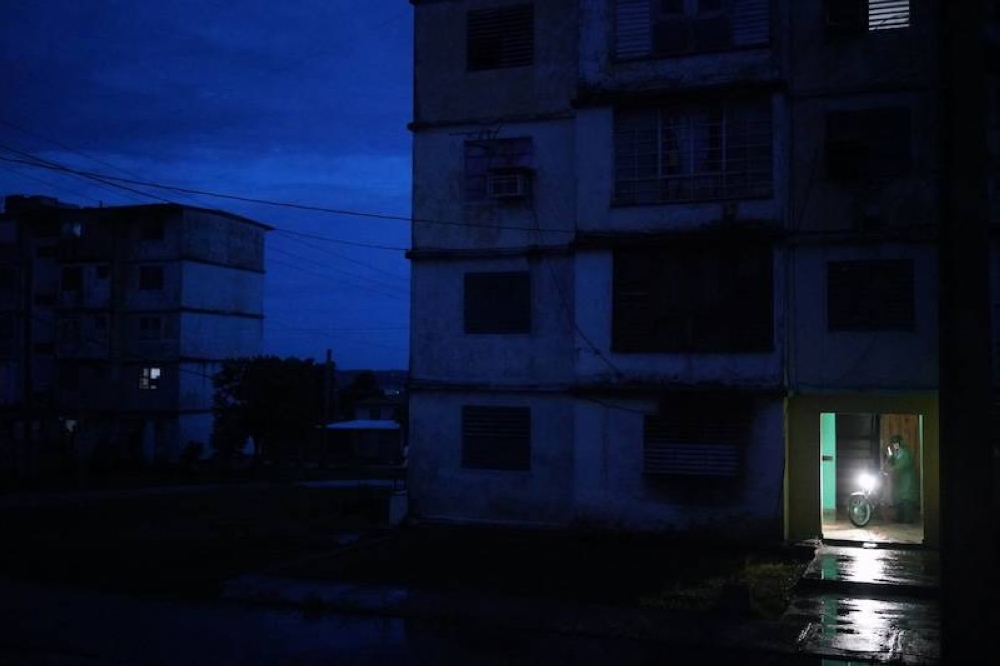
[462, 405, 531, 471]
[615, 0, 770, 60]
[643, 395, 752, 477]
[613, 241, 773, 353]
[467, 4, 534, 71]
[614, 99, 772, 204]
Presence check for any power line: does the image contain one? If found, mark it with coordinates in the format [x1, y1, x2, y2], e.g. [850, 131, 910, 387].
[0, 117, 209, 208]
[0, 164, 102, 205]
[273, 231, 409, 282]
[271, 229, 408, 252]
[0, 148, 575, 235]
[268, 244, 408, 295]
[269, 256, 408, 301]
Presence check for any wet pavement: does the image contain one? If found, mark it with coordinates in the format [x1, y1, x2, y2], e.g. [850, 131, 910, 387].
[787, 543, 940, 664]
[0, 576, 839, 665]
[820, 518, 924, 545]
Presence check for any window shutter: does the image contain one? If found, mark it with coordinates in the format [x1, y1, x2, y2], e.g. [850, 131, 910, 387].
[462, 406, 531, 471]
[615, 0, 652, 59]
[644, 397, 751, 477]
[868, 0, 909, 31]
[827, 259, 915, 331]
[467, 5, 534, 71]
[731, 0, 770, 46]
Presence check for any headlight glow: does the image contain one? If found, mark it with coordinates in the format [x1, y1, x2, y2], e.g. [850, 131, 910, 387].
[858, 473, 877, 493]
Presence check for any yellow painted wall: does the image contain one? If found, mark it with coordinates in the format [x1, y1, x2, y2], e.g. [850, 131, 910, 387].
[785, 393, 939, 547]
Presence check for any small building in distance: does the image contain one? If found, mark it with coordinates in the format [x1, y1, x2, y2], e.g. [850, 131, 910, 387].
[0, 194, 271, 470]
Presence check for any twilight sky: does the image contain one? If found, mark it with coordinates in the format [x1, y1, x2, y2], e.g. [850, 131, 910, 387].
[0, 1, 413, 370]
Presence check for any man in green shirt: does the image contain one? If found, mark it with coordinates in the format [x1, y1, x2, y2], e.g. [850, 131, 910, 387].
[887, 434, 918, 523]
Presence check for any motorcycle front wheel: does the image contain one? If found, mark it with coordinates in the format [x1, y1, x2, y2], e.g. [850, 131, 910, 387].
[848, 496, 873, 527]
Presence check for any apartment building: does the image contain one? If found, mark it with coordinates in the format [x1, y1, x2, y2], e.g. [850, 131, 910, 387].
[0, 195, 270, 469]
[407, 0, 988, 545]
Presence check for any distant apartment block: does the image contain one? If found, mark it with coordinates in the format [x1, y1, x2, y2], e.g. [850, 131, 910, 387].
[0, 194, 270, 467]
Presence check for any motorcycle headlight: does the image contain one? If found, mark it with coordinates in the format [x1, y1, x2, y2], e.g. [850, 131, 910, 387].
[858, 473, 877, 493]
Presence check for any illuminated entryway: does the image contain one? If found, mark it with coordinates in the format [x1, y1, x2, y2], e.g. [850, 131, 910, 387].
[784, 393, 938, 547]
[819, 412, 924, 544]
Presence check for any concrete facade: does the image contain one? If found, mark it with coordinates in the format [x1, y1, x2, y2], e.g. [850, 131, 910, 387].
[409, 1, 971, 543]
[0, 195, 269, 466]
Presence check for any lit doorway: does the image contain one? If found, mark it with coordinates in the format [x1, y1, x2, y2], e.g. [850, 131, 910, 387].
[819, 412, 924, 544]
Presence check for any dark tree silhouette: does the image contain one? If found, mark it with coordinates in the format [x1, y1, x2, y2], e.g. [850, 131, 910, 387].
[211, 356, 334, 463]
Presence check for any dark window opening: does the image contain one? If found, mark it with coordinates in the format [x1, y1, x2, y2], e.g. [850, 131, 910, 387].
[34, 341, 54, 355]
[467, 4, 534, 71]
[58, 317, 81, 344]
[827, 259, 915, 331]
[60, 266, 83, 291]
[462, 405, 531, 471]
[464, 271, 531, 334]
[613, 241, 773, 353]
[825, 107, 912, 181]
[95, 264, 110, 280]
[139, 266, 164, 291]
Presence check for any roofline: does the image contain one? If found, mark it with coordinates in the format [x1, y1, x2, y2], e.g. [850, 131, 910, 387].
[2, 198, 273, 232]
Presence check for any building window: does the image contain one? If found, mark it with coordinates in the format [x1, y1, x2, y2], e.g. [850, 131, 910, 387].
[464, 271, 531, 334]
[139, 366, 161, 390]
[94, 314, 108, 332]
[827, 259, 914, 331]
[825, 107, 911, 181]
[643, 394, 752, 477]
[614, 98, 772, 204]
[58, 361, 80, 391]
[95, 264, 110, 280]
[139, 266, 164, 291]
[461, 405, 531, 471]
[60, 266, 83, 291]
[0, 265, 16, 292]
[825, 0, 909, 33]
[34, 341, 54, 355]
[140, 218, 165, 241]
[138, 316, 163, 340]
[464, 138, 534, 202]
[614, 0, 770, 60]
[613, 240, 773, 352]
[467, 4, 534, 71]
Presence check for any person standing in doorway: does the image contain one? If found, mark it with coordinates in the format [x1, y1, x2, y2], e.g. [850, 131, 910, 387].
[887, 434, 917, 523]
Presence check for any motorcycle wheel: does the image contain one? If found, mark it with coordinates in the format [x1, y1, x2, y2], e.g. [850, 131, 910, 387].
[848, 496, 872, 527]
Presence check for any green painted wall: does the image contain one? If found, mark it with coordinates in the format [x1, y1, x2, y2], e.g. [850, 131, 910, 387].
[820, 413, 837, 515]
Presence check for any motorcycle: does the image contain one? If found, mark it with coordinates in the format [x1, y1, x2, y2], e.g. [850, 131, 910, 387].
[847, 470, 888, 527]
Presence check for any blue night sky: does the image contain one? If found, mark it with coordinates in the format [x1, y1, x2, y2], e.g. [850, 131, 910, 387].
[0, 1, 412, 370]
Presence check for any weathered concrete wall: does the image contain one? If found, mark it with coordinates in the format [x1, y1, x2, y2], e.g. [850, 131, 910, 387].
[179, 312, 262, 361]
[408, 390, 574, 526]
[573, 248, 785, 386]
[179, 262, 264, 316]
[410, 255, 574, 385]
[413, 0, 577, 125]
[180, 210, 265, 273]
[571, 395, 785, 537]
[411, 120, 576, 250]
[789, 242, 938, 390]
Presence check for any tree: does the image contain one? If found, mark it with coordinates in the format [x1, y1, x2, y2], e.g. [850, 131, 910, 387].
[211, 356, 334, 464]
[337, 370, 384, 419]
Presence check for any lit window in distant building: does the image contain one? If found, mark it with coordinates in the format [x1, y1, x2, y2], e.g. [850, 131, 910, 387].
[139, 366, 161, 390]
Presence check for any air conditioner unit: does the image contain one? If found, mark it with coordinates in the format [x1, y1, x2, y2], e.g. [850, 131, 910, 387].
[487, 172, 531, 199]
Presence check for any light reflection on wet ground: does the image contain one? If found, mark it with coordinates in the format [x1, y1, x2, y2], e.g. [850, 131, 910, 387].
[803, 545, 939, 590]
[784, 593, 940, 663]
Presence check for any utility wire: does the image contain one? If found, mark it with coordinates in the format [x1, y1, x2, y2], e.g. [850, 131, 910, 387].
[0, 148, 575, 235]
[0, 164, 102, 206]
[268, 245, 408, 295]
[273, 231, 409, 282]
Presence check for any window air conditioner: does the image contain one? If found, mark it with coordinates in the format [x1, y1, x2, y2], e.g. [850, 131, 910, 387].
[487, 172, 531, 199]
